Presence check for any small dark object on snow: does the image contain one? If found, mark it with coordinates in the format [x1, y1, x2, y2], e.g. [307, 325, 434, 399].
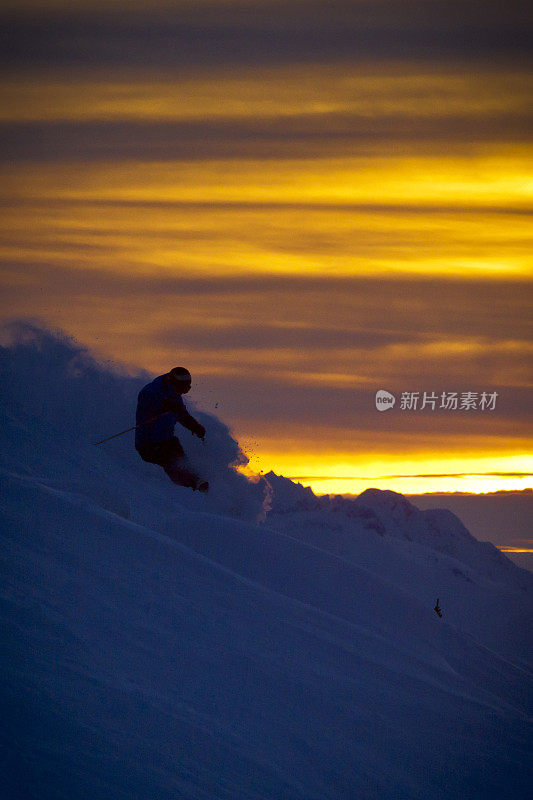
[434, 598, 443, 618]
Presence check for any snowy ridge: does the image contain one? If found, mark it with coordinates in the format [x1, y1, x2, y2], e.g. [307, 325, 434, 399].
[1, 323, 532, 800]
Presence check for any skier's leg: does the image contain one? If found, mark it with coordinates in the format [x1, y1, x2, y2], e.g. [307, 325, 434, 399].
[163, 456, 200, 489]
[164, 458, 208, 492]
[161, 438, 208, 492]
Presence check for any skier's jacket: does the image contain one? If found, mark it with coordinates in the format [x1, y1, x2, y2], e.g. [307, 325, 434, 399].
[135, 374, 202, 449]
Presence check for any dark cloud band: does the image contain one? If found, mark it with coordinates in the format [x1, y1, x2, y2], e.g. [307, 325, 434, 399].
[1, 1, 532, 70]
[1, 110, 531, 162]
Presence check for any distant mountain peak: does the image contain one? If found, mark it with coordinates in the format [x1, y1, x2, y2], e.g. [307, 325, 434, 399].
[356, 487, 417, 518]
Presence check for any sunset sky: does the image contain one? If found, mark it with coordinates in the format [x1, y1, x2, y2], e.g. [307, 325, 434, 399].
[1, 0, 532, 495]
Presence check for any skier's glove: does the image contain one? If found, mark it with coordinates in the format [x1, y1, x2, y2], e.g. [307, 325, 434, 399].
[193, 423, 206, 441]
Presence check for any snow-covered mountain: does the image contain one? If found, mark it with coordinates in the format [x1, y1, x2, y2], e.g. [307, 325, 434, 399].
[1, 322, 532, 800]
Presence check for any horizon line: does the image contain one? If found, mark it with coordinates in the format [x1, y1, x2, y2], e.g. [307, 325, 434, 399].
[286, 472, 533, 481]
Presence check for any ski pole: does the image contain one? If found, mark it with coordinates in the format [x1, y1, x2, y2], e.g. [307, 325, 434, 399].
[93, 414, 164, 446]
[93, 413, 206, 447]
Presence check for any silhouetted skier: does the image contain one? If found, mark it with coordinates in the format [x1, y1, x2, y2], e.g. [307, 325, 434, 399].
[434, 598, 443, 618]
[135, 367, 208, 492]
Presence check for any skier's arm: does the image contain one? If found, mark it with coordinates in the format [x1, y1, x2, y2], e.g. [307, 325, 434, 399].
[177, 403, 205, 439]
[161, 396, 206, 439]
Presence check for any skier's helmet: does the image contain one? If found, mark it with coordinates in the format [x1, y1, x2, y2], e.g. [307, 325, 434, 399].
[169, 367, 191, 382]
[168, 367, 192, 392]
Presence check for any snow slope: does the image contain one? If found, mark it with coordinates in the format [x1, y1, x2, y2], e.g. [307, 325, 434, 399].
[1, 323, 532, 799]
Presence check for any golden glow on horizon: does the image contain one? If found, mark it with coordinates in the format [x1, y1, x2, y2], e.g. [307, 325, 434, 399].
[238, 448, 533, 495]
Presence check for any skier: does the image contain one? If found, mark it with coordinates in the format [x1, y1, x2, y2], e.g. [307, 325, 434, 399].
[135, 367, 209, 492]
